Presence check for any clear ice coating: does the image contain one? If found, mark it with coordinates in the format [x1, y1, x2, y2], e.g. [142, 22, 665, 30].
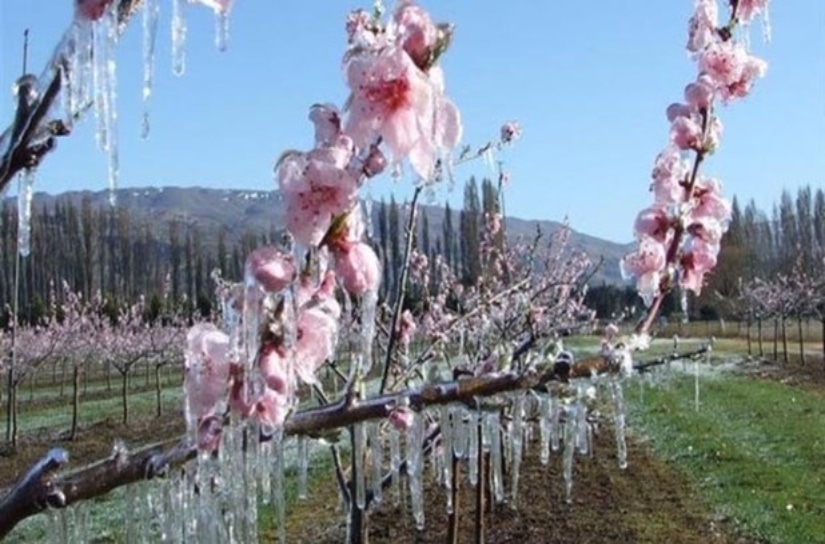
[172, 0, 188, 76]
[298, 434, 309, 500]
[610, 379, 628, 470]
[562, 404, 577, 503]
[141, 0, 160, 138]
[354, 423, 366, 510]
[389, 427, 401, 505]
[16, 169, 34, 257]
[407, 411, 425, 530]
[215, 10, 230, 52]
[509, 393, 524, 506]
[539, 394, 551, 465]
[369, 421, 384, 505]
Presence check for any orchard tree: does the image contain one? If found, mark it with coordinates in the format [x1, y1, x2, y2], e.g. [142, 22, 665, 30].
[0, 0, 772, 542]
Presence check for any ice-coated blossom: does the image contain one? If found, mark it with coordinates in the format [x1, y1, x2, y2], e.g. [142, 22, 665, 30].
[690, 175, 732, 226]
[333, 241, 382, 295]
[500, 121, 522, 144]
[184, 323, 232, 449]
[393, 1, 439, 70]
[686, 0, 719, 52]
[736, 0, 770, 25]
[650, 146, 690, 204]
[396, 309, 417, 347]
[344, 46, 461, 180]
[257, 343, 290, 395]
[75, 0, 113, 21]
[255, 388, 289, 429]
[244, 246, 296, 293]
[684, 75, 715, 109]
[294, 307, 338, 384]
[388, 406, 415, 431]
[620, 236, 667, 306]
[310, 103, 343, 147]
[634, 206, 672, 244]
[698, 41, 768, 101]
[670, 113, 704, 151]
[276, 135, 359, 246]
[346, 9, 379, 46]
[679, 238, 719, 294]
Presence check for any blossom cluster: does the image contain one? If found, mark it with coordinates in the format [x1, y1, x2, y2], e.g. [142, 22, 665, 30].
[183, 1, 464, 450]
[621, 0, 769, 306]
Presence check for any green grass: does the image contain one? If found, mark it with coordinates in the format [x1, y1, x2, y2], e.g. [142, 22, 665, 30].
[628, 372, 825, 543]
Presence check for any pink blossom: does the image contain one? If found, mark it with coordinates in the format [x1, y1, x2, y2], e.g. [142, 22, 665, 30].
[684, 75, 715, 109]
[388, 407, 415, 431]
[686, 0, 719, 52]
[620, 236, 667, 306]
[344, 46, 461, 180]
[691, 176, 732, 225]
[634, 206, 672, 244]
[309, 103, 342, 147]
[650, 146, 690, 204]
[680, 239, 719, 294]
[184, 324, 232, 449]
[698, 41, 768, 101]
[397, 309, 417, 347]
[197, 414, 223, 453]
[670, 114, 704, 151]
[244, 246, 296, 293]
[393, 1, 439, 70]
[75, 0, 113, 21]
[276, 136, 359, 246]
[332, 241, 382, 295]
[736, 0, 770, 25]
[294, 308, 338, 384]
[255, 388, 289, 429]
[500, 120, 522, 144]
[258, 344, 290, 395]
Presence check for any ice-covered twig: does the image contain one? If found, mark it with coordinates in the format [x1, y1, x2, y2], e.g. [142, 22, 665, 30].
[0, 0, 144, 193]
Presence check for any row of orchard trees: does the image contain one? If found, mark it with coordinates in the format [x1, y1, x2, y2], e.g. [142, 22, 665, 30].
[0, 283, 184, 447]
[736, 273, 825, 364]
[1, 177, 503, 327]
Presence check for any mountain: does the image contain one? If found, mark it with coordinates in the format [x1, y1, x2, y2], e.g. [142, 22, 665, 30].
[15, 186, 633, 285]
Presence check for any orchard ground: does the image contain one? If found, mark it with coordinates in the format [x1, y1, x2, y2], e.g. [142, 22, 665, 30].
[2, 328, 824, 543]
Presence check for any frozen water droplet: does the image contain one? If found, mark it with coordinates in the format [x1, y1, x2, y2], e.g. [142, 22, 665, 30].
[172, 0, 187, 76]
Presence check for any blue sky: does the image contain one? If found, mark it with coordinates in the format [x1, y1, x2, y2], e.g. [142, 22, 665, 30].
[1, 1, 823, 243]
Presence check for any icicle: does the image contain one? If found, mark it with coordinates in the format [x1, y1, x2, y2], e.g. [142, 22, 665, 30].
[358, 290, 378, 375]
[610, 379, 628, 470]
[452, 407, 466, 459]
[407, 412, 426, 531]
[539, 394, 551, 465]
[141, 0, 160, 138]
[575, 399, 589, 456]
[562, 405, 576, 503]
[467, 409, 478, 486]
[441, 405, 453, 487]
[172, 0, 188, 76]
[298, 434, 309, 500]
[364, 192, 374, 239]
[354, 423, 367, 510]
[215, 9, 230, 52]
[550, 395, 561, 452]
[369, 421, 383, 505]
[489, 412, 504, 503]
[16, 169, 34, 257]
[389, 427, 401, 505]
[510, 393, 524, 507]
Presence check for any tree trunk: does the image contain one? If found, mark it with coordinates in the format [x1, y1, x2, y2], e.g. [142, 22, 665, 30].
[798, 316, 805, 365]
[773, 318, 779, 361]
[70, 365, 81, 441]
[155, 365, 163, 418]
[781, 315, 789, 363]
[757, 318, 764, 357]
[5, 367, 16, 446]
[121, 371, 129, 425]
[746, 320, 752, 355]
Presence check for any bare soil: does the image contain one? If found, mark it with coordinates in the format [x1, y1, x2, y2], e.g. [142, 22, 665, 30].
[281, 428, 758, 544]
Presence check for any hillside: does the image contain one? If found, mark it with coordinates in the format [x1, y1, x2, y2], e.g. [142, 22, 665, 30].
[16, 186, 632, 285]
